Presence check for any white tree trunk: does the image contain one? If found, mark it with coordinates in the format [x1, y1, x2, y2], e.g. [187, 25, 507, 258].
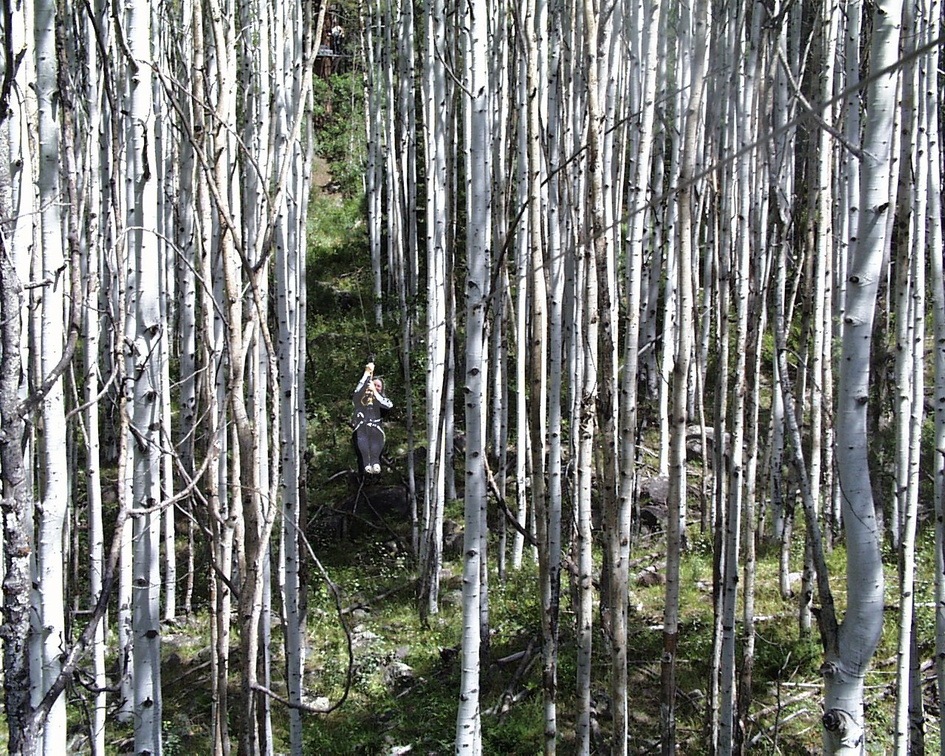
[0, 6, 39, 752]
[927, 16, 945, 746]
[823, 0, 901, 747]
[891, 7, 927, 745]
[125, 0, 163, 749]
[82, 40, 108, 747]
[419, 0, 450, 616]
[33, 0, 68, 749]
[455, 0, 490, 747]
[662, 0, 707, 748]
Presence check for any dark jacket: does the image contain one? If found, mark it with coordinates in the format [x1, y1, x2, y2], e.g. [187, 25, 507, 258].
[352, 371, 393, 430]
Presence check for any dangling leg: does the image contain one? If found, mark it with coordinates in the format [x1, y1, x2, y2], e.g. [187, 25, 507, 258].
[365, 425, 385, 474]
[368, 425, 386, 473]
[354, 428, 373, 474]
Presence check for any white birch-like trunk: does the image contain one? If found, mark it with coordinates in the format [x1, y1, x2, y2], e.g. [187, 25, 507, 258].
[33, 0, 68, 749]
[174, 0, 198, 617]
[0, 16, 35, 752]
[836, 0, 861, 444]
[892, 7, 927, 744]
[455, 0, 490, 747]
[126, 0, 163, 749]
[823, 0, 901, 747]
[153, 26, 177, 626]
[524, 0, 548, 644]
[363, 0, 383, 326]
[576, 0, 608, 749]
[512, 61, 530, 572]
[80, 5, 114, 740]
[718, 4, 763, 747]
[536, 3, 567, 747]
[662, 0, 706, 748]
[83, 42, 108, 750]
[810, 0, 840, 536]
[620, 0, 661, 532]
[0, 34, 40, 742]
[191, 2, 230, 749]
[276, 67, 307, 755]
[927, 12, 945, 743]
[575, 232, 598, 756]
[419, 0, 450, 615]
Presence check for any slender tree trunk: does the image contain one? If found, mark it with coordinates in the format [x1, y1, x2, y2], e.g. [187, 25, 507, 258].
[0, 4, 34, 745]
[576, 0, 610, 746]
[125, 2, 164, 748]
[928, 19, 945, 748]
[822, 0, 900, 747]
[539, 1, 567, 744]
[34, 0, 69, 749]
[575, 228, 598, 756]
[892, 7, 926, 745]
[662, 0, 707, 750]
[0, 236, 41, 756]
[418, 0, 451, 617]
[83, 74, 108, 755]
[455, 0, 490, 747]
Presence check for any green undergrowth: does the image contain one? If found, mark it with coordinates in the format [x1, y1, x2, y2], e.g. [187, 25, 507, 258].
[288, 519, 943, 754]
[7, 516, 944, 754]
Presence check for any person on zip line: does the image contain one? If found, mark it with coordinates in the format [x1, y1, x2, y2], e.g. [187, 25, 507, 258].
[352, 360, 393, 475]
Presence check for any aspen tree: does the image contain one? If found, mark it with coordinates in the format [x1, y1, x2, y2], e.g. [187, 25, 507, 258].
[524, 0, 548, 591]
[455, 0, 490, 745]
[560, 1, 587, 738]
[767, 4, 796, 592]
[836, 0, 861, 403]
[928, 5, 945, 742]
[541, 162, 566, 756]
[530, 0, 568, 746]
[81, 1, 108, 743]
[0, 252, 36, 756]
[234, 0, 276, 744]
[115, 133, 136, 731]
[575, 0, 610, 746]
[891, 1, 927, 744]
[205, 0, 248, 742]
[717, 4, 762, 746]
[274, 3, 314, 751]
[124, 0, 164, 749]
[709, 48, 735, 756]
[419, 0, 451, 617]
[33, 0, 69, 749]
[574, 199, 599, 756]
[393, 0, 420, 558]
[512, 82, 530, 571]
[820, 0, 901, 746]
[278, 96, 308, 756]
[170, 0, 199, 617]
[829, 0, 864, 542]
[656, 0, 692, 481]
[661, 0, 707, 750]
[593, 10, 632, 752]
[154, 21, 177, 625]
[492, 279, 511, 581]
[810, 0, 840, 558]
[0, 5, 41, 750]
[614, 0, 662, 743]
[363, 0, 382, 326]
[489, 2, 511, 579]
[189, 2, 231, 749]
[739, 219, 770, 751]
[620, 0, 661, 547]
